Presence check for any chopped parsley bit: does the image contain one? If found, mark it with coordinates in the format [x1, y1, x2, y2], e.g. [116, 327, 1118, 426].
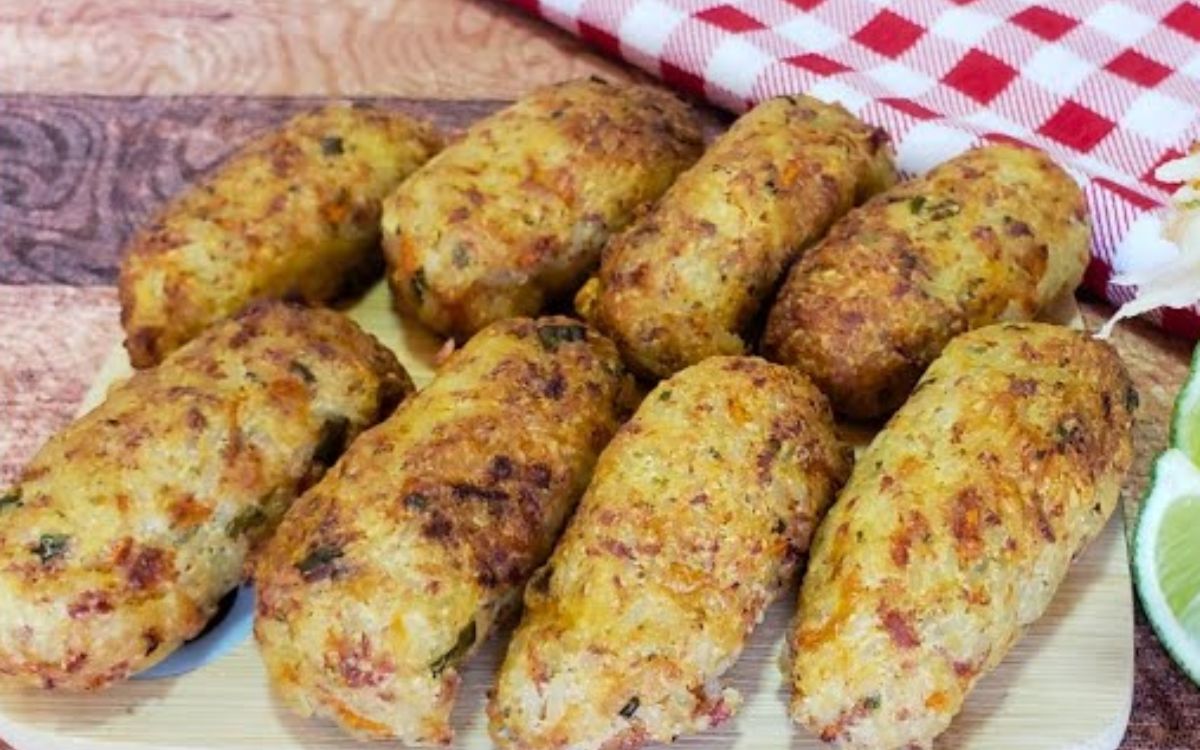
[289, 360, 316, 385]
[536, 323, 587, 352]
[863, 695, 882, 711]
[452, 243, 471, 269]
[658, 390, 672, 401]
[926, 199, 962, 220]
[320, 136, 344, 156]
[908, 196, 927, 214]
[226, 506, 267, 538]
[430, 621, 476, 678]
[296, 545, 344, 576]
[0, 487, 21, 510]
[619, 696, 640, 718]
[404, 492, 429, 510]
[313, 416, 350, 466]
[410, 267, 428, 303]
[34, 533, 69, 564]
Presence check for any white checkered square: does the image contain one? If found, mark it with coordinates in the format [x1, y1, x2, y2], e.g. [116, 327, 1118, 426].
[865, 62, 936, 97]
[962, 109, 1025, 138]
[894, 122, 977, 174]
[705, 37, 774, 100]
[1084, 2, 1157, 46]
[618, 1, 685, 63]
[773, 14, 841, 52]
[806, 78, 871, 114]
[1121, 90, 1199, 145]
[1023, 44, 1095, 96]
[540, 0, 587, 31]
[930, 6, 1002, 46]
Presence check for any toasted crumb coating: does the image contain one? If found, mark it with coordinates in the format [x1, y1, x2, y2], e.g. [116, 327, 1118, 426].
[254, 317, 633, 745]
[119, 105, 443, 367]
[791, 323, 1136, 749]
[587, 95, 896, 379]
[762, 145, 1089, 420]
[382, 78, 704, 340]
[0, 302, 411, 690]
[490, 356, 851, 750]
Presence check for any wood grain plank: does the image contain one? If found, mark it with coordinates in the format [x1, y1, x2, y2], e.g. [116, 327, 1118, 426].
[0, 0, 632, 97]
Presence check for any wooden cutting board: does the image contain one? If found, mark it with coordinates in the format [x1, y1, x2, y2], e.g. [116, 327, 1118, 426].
[0, 282, 1134, 750]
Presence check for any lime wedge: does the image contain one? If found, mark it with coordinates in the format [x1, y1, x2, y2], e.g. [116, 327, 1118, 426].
[1169, 343, 1200, 466]
[1133, 448, 1200, 685]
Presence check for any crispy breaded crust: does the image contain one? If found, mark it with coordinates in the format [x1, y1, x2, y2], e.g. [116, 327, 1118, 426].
[0, 302, 410, 690]
[119, 105, 443, 367]
[763, 145, 1089, 420]
[589, 95, 896, 378]
[490, 356, 851, 750]
[790, 323, 1135, 749]
[254, 317, 632, 745]
[382, 78, 704, 340]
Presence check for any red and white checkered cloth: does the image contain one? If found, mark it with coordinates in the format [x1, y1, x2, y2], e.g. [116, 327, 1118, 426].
[504, 0, 1200, 338]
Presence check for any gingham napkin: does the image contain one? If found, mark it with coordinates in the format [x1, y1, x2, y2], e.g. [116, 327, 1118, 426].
[504, 0, 1200, 338]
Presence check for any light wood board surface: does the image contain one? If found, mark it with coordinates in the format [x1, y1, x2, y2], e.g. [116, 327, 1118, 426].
[0, 285, 1134, 750]
[0, 0, 631, 98]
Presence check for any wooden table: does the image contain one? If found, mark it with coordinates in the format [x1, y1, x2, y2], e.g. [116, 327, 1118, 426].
[0, 1, 1197, 747]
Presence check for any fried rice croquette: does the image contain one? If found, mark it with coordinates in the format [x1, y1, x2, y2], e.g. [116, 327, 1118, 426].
[0, 302, 411, 690]
[584, 95, 897, 378]
[382, 78, 704, 340]
[490, 356, 851, 750]
[254, 317, 632, 744]
[762, 144, 1089, 420]
[790, 323, 1136, 749]
[119, 104, 443, 367]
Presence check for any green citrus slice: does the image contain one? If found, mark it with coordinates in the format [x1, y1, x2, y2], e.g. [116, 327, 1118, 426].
[1169, 343, 1200, 466]
[1133, 448, 1200, 686]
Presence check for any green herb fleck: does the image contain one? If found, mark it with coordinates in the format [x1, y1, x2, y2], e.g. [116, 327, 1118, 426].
[0, 487, 21, 511]
[908, 195, 927, 214]
[296, 545, 344, 577]
[313, 416, 350, 466]
[410, 267, 428, 303]
[1125, 386, 1139, 412]
[289, 360, 316, 385]
[226, 506, 267, 538]
[658, 390, 672, 401]
[34, 533, 69, 564]
[404, 492, 429, 510]
[619, 696, 640, 718]
[926, 199, 961, 220]
[863, 695, 881, 711]
[537, 323, 587, 352]
[452, 243, 471, 269]
[430, 621, 476, 678]
[320, 136, 344, 156]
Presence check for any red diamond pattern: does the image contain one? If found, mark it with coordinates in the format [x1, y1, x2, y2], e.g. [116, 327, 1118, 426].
[852, 10, 925, 58]
[785, 53, 851, 76]
[1106, 50, 1173, 87]
[578, 20, 621, 57]
[880, 97, 938, 120]
[1010, 6, 1080, 41]
[1039, 102, 1116, 152]
[1143, 147, 1188, 191]
[1165, 2, 1200, 40]
[942, 50, 1018, 103]
[696, 5, 767, 33]
[783, 0, 823, 9]
[660, 61, 705, 97]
